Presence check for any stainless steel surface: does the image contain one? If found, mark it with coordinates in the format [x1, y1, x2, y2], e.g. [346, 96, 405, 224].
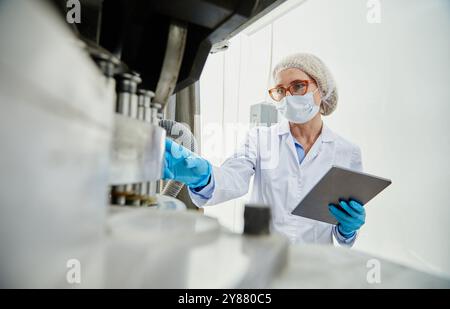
[271, 244, 450, 288]
[0, 0, 113, 288]
[109, 114, 165, 185]
[105, 208, 289, 288]
[154, 21, 187, 108]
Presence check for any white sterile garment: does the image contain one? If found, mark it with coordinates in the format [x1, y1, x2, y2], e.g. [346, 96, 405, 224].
[189, 119, 363, 246]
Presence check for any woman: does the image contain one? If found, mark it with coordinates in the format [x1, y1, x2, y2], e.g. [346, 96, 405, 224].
[163, 53, 365, 246]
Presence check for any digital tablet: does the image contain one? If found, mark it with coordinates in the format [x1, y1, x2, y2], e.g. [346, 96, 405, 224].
[291, 165, 392, 224]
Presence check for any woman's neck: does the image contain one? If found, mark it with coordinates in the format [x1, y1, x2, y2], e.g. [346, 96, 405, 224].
[289, 114, 323, 146]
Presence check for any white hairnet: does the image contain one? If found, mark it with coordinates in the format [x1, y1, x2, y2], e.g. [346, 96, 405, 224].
[272, 53, 338, 116]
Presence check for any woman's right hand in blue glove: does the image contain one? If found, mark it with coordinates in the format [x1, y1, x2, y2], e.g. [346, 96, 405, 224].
[163, 138, 212, 189]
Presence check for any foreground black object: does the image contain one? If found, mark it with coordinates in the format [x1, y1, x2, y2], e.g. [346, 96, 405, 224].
[244, 204, 271, 235]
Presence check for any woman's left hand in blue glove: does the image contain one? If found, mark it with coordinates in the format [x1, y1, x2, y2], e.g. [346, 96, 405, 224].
[328, 199, 366, 238]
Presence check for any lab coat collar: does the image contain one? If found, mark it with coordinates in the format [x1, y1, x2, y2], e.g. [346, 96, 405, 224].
[277, 119, 336, 143]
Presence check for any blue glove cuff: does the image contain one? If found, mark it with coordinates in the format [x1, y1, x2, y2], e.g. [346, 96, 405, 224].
[188, 161, 212, 189]
[338, 224, 356, 238]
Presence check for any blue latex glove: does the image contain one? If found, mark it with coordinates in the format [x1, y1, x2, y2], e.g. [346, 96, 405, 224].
[163, 138, 212, 189]
[328, 199, 366, 238]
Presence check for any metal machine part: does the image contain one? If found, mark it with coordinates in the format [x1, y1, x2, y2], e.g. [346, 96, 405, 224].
[141, 90, 159, 199]
[172, 82, 202, 210]
[112, 72, 144, 206]
[210, 40, 230, 54]
[137, 89, 157, 204]
[52, 0, 287, 93]
[109, 195, 187, 217]
[115, 72, 142, 116]
[109, 114, 165, 188]
[127, 75, 142, 206]
[138, 89, 155, 122]
[159, 119, 199, 198]
[154, 20, 187, 109]
[151, 102, 162, 125]
[108, 14, 189, 206]
[142, 20, 186, 200]
[88, 45, 123, 79]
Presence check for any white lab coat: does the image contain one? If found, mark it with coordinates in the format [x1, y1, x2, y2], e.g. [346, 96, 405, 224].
[189, 119, 363, 246]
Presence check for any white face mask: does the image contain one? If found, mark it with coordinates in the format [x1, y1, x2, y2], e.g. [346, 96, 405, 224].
[276, 89, 320, 124]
